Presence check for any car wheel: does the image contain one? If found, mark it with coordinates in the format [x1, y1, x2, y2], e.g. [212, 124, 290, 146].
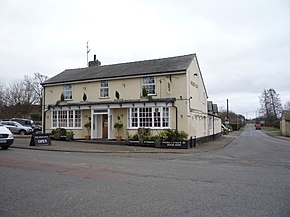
[19, 130, 26, 135]
[1, 145, 9, 150]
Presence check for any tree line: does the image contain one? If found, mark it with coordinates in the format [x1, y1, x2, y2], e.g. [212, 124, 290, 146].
[218, 88, 290, 130]
[0, 73, 48, 121]
[259, 88, 290, 127]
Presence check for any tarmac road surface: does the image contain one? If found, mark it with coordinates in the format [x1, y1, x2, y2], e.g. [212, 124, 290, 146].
[0, 124, 289, 217]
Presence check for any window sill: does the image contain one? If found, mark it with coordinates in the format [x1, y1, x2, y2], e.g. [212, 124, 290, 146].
[50, 127, 82, 130]
[128, 127, 171, 130]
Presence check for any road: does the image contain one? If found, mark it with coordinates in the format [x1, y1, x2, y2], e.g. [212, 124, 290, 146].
[0, 124, 289, 217]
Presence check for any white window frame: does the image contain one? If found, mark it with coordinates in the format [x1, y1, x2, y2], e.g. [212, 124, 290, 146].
[162, 107, 169, 127]
[128, 107, 170, 129]
[51, 110, 82, 129]
[63, 84, 72, 100]
[142, 76, 156, 95]
[100, 80, 109, 98]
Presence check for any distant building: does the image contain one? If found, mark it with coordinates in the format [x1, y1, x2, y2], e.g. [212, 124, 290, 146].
[281, 110, 290, 137]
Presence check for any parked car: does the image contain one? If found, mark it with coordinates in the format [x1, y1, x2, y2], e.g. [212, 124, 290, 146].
[11, 118, 42, 133]
[0, 121, 33, 135]
[0, 124, 14, 149]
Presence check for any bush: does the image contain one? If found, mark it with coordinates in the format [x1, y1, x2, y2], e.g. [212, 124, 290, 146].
[51, 128, 74, 141]
[51, 128, 67, 136]
[66, 130, 74, 140]
[129, 129, 188, 143]
[137, 128, 150, 136]
[230, 124, 242, 131]
[272, 120, 280, 129]
[159, 129, 188, 141]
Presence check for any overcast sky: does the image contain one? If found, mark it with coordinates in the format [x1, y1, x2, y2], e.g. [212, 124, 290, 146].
[1, 0, 290, 118]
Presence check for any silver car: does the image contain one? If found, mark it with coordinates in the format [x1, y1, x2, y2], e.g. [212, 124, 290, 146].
[0, 121, 33, 135]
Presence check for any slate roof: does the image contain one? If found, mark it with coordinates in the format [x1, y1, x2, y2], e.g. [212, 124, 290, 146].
[43, 54, 196, 85]
[207, 101, 213, 113]
[213, 104, 218, 114]
[208, 101, 218, 115]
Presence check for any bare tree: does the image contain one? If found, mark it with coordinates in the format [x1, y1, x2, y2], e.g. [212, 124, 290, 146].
[259, 88, 282, 127]
[260, 89, 271, 118]
[6, 81, 26, 106]
[0, 83, 5, 106]
[24, 75, 38, 105]
[2, 73, 49, 118]
[268, 88, 282, 118]
[27, 73, 48, 104]
[0, 83, 7, 119]
[284, 101, 290, 110]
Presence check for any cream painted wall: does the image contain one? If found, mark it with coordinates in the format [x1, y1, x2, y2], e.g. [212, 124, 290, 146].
[182, 56, 210, 138]
[208, 116, 222, 136]
[43, 57, 221, 140]
[44, 72, 190, 106]
[111, 108, 127, 138]
[281, 120, 290, 136]
[43, 73, 188, 138]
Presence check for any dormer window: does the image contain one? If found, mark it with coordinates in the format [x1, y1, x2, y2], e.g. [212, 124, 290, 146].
[142, 76, 155, 95]
[63, 84, 72, 100]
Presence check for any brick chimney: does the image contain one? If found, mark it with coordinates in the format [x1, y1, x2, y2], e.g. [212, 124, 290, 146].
[88, 55, 101, 67]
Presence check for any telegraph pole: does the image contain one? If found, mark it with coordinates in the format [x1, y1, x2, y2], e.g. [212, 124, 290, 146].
[226, 99, 229, 120]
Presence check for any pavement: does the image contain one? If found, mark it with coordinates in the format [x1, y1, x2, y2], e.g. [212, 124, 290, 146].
[11, 131, 242, 154]
[263, 130, 290, 141]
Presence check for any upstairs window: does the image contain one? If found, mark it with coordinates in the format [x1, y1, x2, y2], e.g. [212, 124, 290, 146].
[100, 80, 109, 98]
[142, 77, 156, 95]
[63, 84, 72, 100]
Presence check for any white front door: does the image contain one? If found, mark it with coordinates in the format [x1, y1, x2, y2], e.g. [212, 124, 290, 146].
[92, 113, 108, 139]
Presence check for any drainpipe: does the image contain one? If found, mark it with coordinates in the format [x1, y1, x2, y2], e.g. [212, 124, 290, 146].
[173, 105, 178, 131]
[42, 87, 45, 133]
[213, 115, 215, 141]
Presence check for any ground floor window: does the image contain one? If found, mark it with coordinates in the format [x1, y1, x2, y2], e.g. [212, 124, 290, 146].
[128, 107, 170, 129]
[52, 110, 81, 128]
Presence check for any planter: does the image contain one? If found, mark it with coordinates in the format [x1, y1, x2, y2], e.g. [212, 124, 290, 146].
[85, 135, 91, 140]
[116, 135, 122, 141]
